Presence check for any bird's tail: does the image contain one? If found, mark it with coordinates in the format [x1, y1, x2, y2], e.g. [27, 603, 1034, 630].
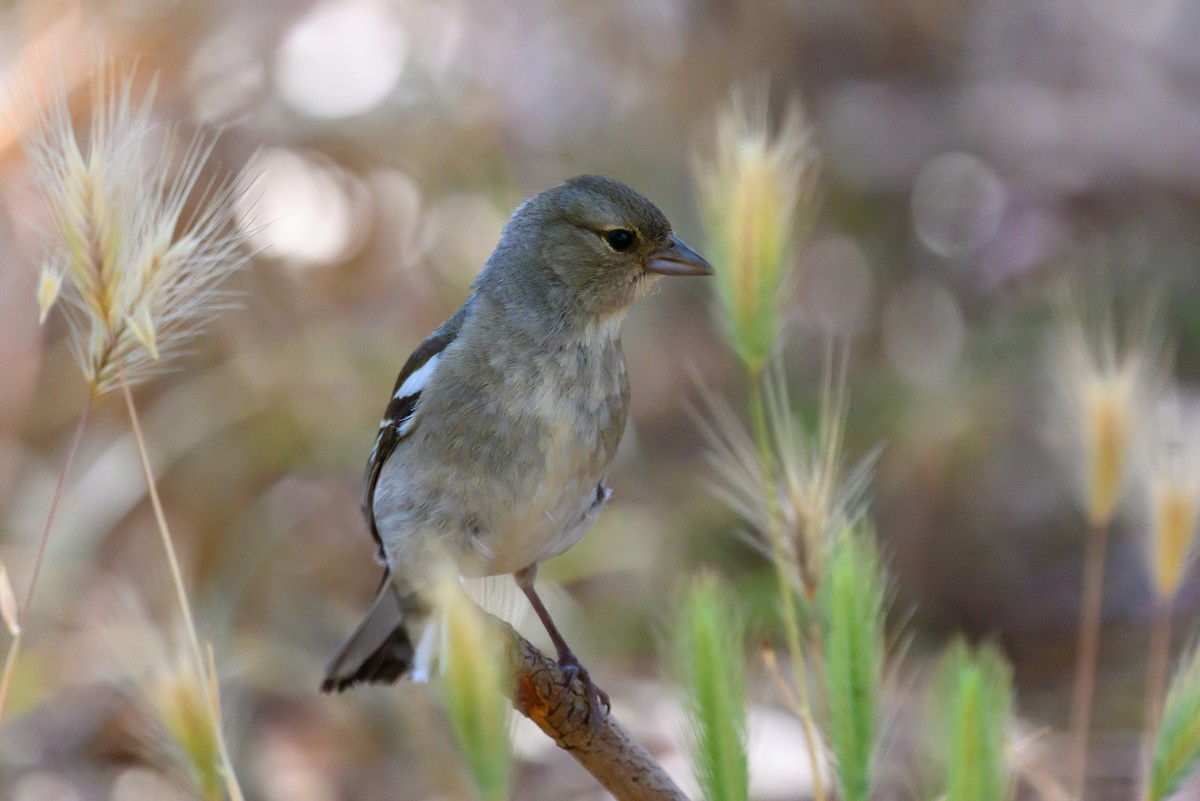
[321, 571, 426, 693]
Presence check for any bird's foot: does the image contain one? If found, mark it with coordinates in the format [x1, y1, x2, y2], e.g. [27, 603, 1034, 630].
[558, 652, 610, 731]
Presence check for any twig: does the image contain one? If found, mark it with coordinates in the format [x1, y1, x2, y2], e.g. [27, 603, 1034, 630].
[492, 616, 690, 801]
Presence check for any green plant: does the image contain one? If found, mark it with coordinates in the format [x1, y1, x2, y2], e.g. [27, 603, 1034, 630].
[675, 574, 749, 801]
[434, 574, 513, 801]
[819, 524, 886, 801]
[927, 640, 1015, 801]
[1148, 641, 1200, 801]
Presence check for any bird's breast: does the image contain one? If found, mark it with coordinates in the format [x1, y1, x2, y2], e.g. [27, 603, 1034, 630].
[530, 338, 627, 460]
[479, 336, 628, 573]
[376, 326, 630, 580]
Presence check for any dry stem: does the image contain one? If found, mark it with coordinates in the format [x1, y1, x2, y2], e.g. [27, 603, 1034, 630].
[117, 363, 206, 677]
[1143, 596, 1174, 770]
[749, 381, 828, 801]
[1067, 519, 1108, 801]
[117, 363, 244, 801]
[0, 393, 92, 721]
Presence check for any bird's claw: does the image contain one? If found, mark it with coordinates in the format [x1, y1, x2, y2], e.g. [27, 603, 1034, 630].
[559, 654, 580, 685]
[557, 652, 610, 729]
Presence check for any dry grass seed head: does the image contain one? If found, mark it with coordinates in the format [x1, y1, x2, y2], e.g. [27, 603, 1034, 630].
[1141, 393, 1200, 600]
[1057, 291, 1161, 527]
[696, 353, 876, 597]
[694, 86, 821, 377]
[24, 62, 254, 394]
[96, 592, 229, 800]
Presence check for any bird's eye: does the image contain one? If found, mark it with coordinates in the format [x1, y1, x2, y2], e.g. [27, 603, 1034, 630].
[605, 229, 637, 252]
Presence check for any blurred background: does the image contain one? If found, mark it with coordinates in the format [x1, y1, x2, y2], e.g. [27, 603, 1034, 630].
[2, 0, 1200, 798]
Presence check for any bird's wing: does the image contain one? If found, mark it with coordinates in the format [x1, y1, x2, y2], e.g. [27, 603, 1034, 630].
[363, 302, 470, 558]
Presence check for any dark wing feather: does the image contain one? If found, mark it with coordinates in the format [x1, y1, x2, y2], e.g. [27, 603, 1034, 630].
[362, 303, 469, 558]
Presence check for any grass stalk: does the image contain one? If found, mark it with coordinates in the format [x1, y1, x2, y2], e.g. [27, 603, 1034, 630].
[1144, 597, 1175, 769]
[0, 393, 92, 721]
[117, 359, 242, 800]
[761, 643, 804, 718]
[117, 360, 205, 675]
[20, 59, 250, 798]
[808, 613, 830, 728]
[1067, 519, 1108, 801]
[748, 377, 827, 801]
[205, 644, 245, 801]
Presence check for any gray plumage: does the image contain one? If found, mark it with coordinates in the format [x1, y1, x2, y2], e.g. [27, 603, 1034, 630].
[323, 175, 711, 694]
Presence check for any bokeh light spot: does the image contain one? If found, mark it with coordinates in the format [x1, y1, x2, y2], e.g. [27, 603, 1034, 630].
[802, 235, 875, 336]
[912, 151, 1006, 257]
[883, 278, 965, 385]
[369, 169, 429, 273]
[274, 0, 407, 119]
[240, 148, 365, 267]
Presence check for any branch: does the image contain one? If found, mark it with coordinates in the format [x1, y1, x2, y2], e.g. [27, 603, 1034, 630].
[492, 617, 691, 801]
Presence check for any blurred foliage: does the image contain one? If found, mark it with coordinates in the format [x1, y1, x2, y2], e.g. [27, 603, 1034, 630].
[2, 0, 1200, 799]
[1149, 641, 1200, 801]
[433, 575, 512, 801]
[674, 574, 749, 801]
[818, 525, 886, 801]
[925, 639, 1015, 801]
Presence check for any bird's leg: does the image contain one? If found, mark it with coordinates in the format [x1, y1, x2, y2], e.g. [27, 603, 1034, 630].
[513, 565, 610, 722]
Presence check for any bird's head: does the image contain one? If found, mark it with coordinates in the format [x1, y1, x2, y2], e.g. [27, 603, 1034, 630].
[481, 175, 712, 323]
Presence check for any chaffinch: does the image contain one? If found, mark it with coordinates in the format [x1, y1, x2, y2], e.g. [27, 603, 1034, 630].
[322, 175, 712, 717]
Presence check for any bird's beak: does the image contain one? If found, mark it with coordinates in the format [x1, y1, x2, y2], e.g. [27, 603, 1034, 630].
[646, 233, 714, 277]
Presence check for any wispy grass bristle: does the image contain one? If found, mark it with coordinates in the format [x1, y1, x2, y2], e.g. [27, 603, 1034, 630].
[105, 610, 236, 801]
[1148, 642, 1200, 801]
[675, 574, 749, 801]
[820, 523, 886, 801]
[150, 658, 224, 801]
[24, 62, 254, 394]
[696, 354, 875, 599]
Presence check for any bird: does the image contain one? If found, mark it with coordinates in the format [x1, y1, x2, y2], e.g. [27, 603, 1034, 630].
[321, 175, 712, 720]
